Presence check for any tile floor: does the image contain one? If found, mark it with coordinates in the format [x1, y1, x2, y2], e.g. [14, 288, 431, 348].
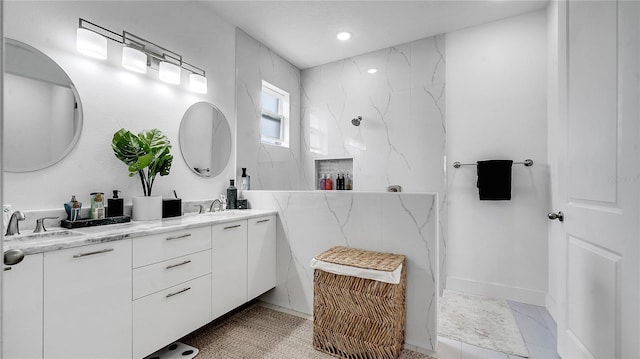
[433, 301, 560, 359]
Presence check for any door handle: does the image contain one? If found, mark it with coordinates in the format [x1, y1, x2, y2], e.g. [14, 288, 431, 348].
[548, 211, 564, 222]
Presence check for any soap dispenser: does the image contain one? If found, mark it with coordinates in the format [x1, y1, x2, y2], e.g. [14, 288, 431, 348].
[92, 193, 105, 219]
[241, 168, 251, 190]
[64, 195, 78, 220]
[226, 179, 238, 209]
[107, 190, 124, 218]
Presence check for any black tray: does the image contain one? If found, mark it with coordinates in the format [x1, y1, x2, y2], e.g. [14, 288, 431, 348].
[61, 216, 131, 229]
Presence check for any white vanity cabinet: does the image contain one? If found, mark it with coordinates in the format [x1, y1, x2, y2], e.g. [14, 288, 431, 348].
[248, 215, 276, 300]
[43, 239, 132, 359]
[211, 219, 248, 319]
[132, 226, 212, 359]
[2, 253, 44, 359]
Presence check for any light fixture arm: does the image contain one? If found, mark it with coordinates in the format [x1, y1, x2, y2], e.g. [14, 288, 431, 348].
[78, 18, 205, 77]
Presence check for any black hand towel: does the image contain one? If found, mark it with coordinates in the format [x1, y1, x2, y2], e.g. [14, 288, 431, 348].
[476, 160, 513, 200]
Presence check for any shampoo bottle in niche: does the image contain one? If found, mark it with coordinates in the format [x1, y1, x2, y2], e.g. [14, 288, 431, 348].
[325, 174, 333, 190]
[107, 190, 124, 218]
[241, 168, 251, 190]
[226, 179, 238, 209]
[320, 174, 326, 190]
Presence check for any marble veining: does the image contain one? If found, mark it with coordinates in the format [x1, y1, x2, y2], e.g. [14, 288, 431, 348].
[244, 191, 438, 352]
[4, 209, 276, 255]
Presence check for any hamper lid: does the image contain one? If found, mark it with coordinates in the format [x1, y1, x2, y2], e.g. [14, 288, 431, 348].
[314, 246, 405, 272]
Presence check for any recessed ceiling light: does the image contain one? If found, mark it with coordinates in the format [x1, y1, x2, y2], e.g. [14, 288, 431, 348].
[367, 68, 378, 74]
[337, 32, 352, 41]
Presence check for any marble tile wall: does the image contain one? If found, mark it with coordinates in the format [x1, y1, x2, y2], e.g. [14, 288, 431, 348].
[300, 35, 447, 295]
[235, 29, 304, 190]
[243, 190, 439, 352]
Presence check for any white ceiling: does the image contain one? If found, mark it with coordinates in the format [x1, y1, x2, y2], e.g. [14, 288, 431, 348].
[204, 0, 549, 69]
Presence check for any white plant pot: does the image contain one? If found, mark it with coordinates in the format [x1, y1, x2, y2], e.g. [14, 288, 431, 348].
[132, 195, 162, 221]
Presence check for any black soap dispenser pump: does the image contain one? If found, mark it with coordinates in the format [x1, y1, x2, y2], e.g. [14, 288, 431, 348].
[226, 179, 238, 209]
[107, 190, 124, 218]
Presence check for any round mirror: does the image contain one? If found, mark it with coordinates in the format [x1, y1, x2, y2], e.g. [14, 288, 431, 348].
[179, 102, 232, 178]
[3, 39, 83, 172]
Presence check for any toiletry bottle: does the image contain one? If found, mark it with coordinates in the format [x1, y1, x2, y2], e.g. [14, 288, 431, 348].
[107, 190, 124, 218]
[338, 173, 344, 190]
[326, 174, 333, 190]
[320, 174, 326, 190]
[346, 172, 353, 190]
[93, 193, 105, 219]
[241, 168, 251, 190]
[71, 199, 81, 221]
[64, 195, 77, 220]
[226, 179, 238, 209]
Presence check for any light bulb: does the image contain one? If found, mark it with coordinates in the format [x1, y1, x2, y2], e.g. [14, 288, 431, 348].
[122, 47, 147, 74]
[189, 73, 207, 94]
[76, 28, 107, 59]
[158, 61, 181, 85]
[337, 32, 352, 41]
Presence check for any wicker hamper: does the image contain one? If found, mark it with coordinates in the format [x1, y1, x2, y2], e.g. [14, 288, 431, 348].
[312, 246, 406, 359]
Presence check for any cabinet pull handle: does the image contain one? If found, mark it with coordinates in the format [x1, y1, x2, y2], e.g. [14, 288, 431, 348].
[166, 233, 191, 241]
[257, 219, 270, 223]
[73, 248, 114, 258]
[166, 287, 191, 298]
[4, 267, 12, 271]
[166, 260, 191, 270]
[224, 224, 241, 230]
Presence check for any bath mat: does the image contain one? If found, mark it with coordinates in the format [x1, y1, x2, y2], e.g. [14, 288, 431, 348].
[144, 342, 198, 359]
[181, 304, 436, 359]
[439, 290, 529, 357]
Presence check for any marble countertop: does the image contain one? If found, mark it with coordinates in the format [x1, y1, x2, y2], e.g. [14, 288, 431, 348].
[4, 209, 277, 255]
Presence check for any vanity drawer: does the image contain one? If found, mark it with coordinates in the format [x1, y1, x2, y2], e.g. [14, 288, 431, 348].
[133, 274, 212, 359]
[133, 226, 211, 268]
[133, 249, 211, 300]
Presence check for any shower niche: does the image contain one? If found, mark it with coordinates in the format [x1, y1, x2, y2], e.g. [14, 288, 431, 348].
[315, 158, 354, 190]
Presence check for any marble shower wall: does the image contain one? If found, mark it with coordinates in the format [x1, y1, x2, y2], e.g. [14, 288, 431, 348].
[235, 29, 304, 189]
[300, 35, 447, 295]
[243, 191, 439, 352]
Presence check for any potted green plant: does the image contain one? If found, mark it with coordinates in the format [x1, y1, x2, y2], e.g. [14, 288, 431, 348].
[112, 128, 173, 220]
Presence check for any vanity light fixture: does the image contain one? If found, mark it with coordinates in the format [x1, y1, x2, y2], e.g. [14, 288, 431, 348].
[158, 61, 181, 84]
[337, 32, 352, 41]
[189, 73, 208, 94]
[76, 18, 207, 93]
[76, 27, 107, 59]
[122, 46, 147, 74]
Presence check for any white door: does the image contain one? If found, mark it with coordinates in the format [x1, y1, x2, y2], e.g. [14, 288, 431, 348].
[552, 1, 639, 358]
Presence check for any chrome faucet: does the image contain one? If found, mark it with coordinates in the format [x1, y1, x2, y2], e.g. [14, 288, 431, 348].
[5, 211, 26, 236]
[209, 199, 223, 213]
[33, 217, 60, 233]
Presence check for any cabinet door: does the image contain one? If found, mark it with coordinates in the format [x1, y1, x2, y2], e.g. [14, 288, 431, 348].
[248, 215, 276, 300]
[44, 239, 132, 359]
[133, 274, 212, 359]
[211, 220, 247, 319]
[2, 253, 44, 359]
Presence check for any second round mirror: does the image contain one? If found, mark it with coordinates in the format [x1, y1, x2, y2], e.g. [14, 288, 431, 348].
[179, 102, 231, 178]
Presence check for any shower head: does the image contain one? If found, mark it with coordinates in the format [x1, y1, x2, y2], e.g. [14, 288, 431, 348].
[351, 116, 362, 127]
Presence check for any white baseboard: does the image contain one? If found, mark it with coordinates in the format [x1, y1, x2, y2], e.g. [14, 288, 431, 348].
[446, 277, 546, 306]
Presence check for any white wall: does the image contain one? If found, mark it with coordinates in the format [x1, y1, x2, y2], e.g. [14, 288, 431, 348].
[446, 10, 549, 305]
[4, 1, 236, 210]
[235, 29, 302, 190]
